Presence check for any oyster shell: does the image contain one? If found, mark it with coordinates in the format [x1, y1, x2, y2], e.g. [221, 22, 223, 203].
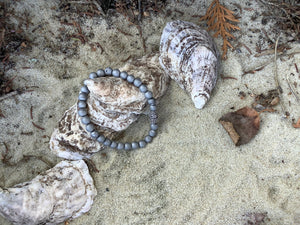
[50, 53, 169, 160]
[0, 160, 97, 225]
[159, 20, 219, 109]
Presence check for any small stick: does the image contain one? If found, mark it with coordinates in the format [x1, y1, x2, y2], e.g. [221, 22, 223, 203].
[116, 27, 133, 36]
[295, 63, 299, 73]
[30, 106, 33, 120]
[220, 74, 238, 80]
[32, 121, 45, 130]
[286, 73, 300, 104]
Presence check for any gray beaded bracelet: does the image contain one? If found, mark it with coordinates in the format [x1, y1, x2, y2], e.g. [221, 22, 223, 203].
[77, 67, 158, 150]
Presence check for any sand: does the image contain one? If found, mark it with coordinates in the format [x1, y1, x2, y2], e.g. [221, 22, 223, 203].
[0, 0, 299, 224]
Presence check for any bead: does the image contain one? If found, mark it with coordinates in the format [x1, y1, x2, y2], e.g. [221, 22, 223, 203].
[150, 124, 158, 130]
[97, 135, 105, 143]
[139, 84, 147, 93]
[110, 141, 117, 149]
[89, 72, 97, 79]
[103, 139, 112, 146]
[133, 78, 142, 87]
[131, 142, 139, 149]
[148, 98, 155, 105]
[78, 108, 87, 117]
[120, 71, 128, 79]
[112, 69, 120, 77]
[80, 86, 90, 94]
[91, 131, 99, 139]
[78, 93, 87, 101]
[124, 143, 131, 150]
[144, 91, 153, 99]
[105, 67, 113, 75]
[149, 130, 156, 137]
[83, 79, 89, 86]
[117, 143, 124, 150]
[86, 123, 95, 132]
[145, 135, 152, 143]
[139, 140, 147, 148]
[78, 101, 87, 108]
[150, 105, 157, 111]
[97, 69, 105, 77]
[127, 75, 135, 83]
[81, 116, 90, 124]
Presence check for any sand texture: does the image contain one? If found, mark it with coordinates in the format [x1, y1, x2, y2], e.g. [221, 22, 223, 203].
[0, 0, 299, 224]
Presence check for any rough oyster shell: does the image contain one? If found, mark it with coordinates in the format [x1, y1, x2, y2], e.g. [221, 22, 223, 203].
[0, 160, 97, 225]
[50, 53, 169, 160]
[159, 20, 219, 109]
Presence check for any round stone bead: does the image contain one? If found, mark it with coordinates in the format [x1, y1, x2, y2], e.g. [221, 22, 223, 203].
[110, 141, 117, 149]
[133, 78, 142, 88]
[117, 143, 124, 150]
[91, 131, 99, 139]
[124, 143, 132, 150]
[145, 135, 152, 143]
[103, 139, 112, 146]
[149, 130, 156, 137]
[97, 135, 105, 143]
[105, 67, 113, 75]
[89, 72, 97, 79]
[144, 91, 153, 99]
[78, 101, 87, 108]
[139, 84, 147, 93]
[139, 140, 147, 148]
[150, 124, 158, 130]
[81, 116, 90, 124]
[126, 75, 135, 83]
[112, 69, 120, 77]
[150, 105, 157, 111]
[131, 142, 139, 149]
[120, 71, 128, 79]
[78, 93, 87, 101]
[80, 86, 90, 94]
[97, 69, 105, 77]
[78, 108, 87, 117]
[86, 123, 95, 132]
[148, 98, 155, 105]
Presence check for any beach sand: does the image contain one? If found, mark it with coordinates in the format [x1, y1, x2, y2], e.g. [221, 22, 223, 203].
[0, 0, 299, 224]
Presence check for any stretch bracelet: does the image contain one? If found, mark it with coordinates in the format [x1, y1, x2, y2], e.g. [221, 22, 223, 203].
[77, 67, 158, 150]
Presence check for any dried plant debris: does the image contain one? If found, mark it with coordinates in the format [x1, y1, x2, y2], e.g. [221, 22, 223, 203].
[219, 107, 260, 146]
[200, 0, 240, 59]
[292, 117, 300, 128]
[252, 89, 280, 112]
[259, 0, 300, 40]
[242, 212, 269, 225]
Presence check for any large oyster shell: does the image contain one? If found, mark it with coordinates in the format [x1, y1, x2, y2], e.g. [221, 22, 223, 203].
[50, 53, 169, 160]
[159, 20, 219, 109]
[0, 160, 97, 225]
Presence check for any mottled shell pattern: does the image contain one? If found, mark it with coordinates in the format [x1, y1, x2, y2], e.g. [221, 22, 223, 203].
[159, 20, 219, 109]
[0, 160, 97, 225]
[50, 53, 169, 160]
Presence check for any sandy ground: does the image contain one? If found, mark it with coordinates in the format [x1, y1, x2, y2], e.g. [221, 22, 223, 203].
[0, 0, 300, 224]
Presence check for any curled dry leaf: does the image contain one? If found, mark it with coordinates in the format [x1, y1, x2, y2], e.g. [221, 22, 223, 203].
[219, 107, 260, 146]
[292, 118, 300, 128]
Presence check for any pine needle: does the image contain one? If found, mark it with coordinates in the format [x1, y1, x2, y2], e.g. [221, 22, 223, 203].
[200, 0, 240, 59]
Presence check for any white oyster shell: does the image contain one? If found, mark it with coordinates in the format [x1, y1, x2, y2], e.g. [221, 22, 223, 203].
[159, 20, 219, 109]
[50, 53, 169, 160]
[0, 160, 97, 225]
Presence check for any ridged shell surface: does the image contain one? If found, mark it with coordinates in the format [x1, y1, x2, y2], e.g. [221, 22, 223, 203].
[0, 160, 97, 225]
[159, 20, 219, 109]
[50, 53, 169, 160]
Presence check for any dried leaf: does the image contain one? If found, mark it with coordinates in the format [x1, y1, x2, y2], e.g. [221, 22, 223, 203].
[219, 107, 260, 146]
[200, 0, 240, 59]
[292, 118, 300, 128]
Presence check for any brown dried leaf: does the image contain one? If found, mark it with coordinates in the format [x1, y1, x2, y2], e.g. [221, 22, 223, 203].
[200, 0, 240, 59]
[219, 107, 260, 146]
[292, 118, 300, 128]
